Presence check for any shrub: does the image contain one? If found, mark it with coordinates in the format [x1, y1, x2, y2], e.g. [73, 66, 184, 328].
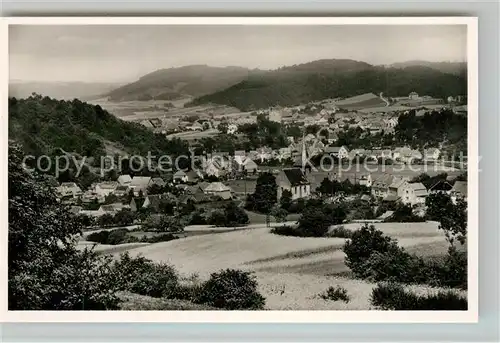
[140, 233, 178, 243]
[326, 225, 353, 238]
[319, 286, 350, 303]
[270, 225, 302, 237]
[142, 215, 183, 233]
[207, 209, 226, 226]
[343, 224, 401, 277]
[113, 253, 179, 298]
[194, 269, 265, 310]
[370, 283, 467, 310]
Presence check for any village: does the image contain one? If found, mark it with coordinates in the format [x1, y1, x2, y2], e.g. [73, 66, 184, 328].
[56, 91, 467, 226]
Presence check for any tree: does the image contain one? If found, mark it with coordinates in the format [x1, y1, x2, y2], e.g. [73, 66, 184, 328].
[279, 189, 293, 211]
[98, 213, 115, 227]
[224, 202, 249, 226]
[247, 172, 277, 213]
[114, 209, 136, 226]
[8, 143, 120, 310]
[270, 205, 288, 223]
[142, 215, 183, 233]
[426, 193, 467, 245]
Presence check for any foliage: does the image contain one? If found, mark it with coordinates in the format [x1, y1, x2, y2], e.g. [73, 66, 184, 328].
[270, 205, 288, 223]
[246, 172, 278, 213]
[426, 194, 467, 245]
[194, 269, 266, 310]
[8, 143, 120, 310]
[97, 213, 115, 227]
[326, 226, 353, 239]
[114, 209, 136, 226]
[270, 225, 301, 237]
[86, 228, 139, 245]
[142, 215, 184, 233]
[370, 283, 467, 310]
[296, 203, 347, 237]
[113, 253, 179, 298]
[140, 233, 178, 244]
[190, 60, 466, 111]
[386, 203, 426, 223]
[208, 202, 249, 227]
[279, 189, 293, 211]
[319, 286, 350, 303]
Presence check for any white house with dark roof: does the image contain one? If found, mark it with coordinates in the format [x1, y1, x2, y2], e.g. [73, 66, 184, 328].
[325, 146, 349, 159]
[204, 182, 233, 200]
[276, 168, 311, 200]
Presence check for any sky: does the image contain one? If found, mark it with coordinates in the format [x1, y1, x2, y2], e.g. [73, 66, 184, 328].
[9, 25, 467, 83]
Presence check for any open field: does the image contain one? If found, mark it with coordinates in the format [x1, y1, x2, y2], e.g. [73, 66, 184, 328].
[108, 221, 461, 310]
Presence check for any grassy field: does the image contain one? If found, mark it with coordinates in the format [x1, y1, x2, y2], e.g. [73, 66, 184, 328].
[112, 221, 460, 310]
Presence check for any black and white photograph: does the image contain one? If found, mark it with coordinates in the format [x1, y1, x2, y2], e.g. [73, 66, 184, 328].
[3, 17, 478, 321]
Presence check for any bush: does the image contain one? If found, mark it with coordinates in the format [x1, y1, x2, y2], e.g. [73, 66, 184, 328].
[326, 225, 353, 238]
[207, 209, 226, 226]
[142, 215, 183, 233]
[140, 233, 178, 244]
[113, 253, 179, 298]
[194, 269, 265, 310]
[86, 228, 138, 245]
[370, 283, 467, 310]
[319, 286, 350, 303]
[270, 225, 302, 237]
[343, 224, 401, 277]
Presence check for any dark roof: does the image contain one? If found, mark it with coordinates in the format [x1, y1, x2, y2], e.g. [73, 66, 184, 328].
[452, 181, 467, 197]
[282, 168, 310, 186]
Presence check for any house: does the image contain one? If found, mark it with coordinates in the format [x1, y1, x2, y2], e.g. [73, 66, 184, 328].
[381, 150, 393, 159]
[402, 182, 428, 206]
[371, 174, 395, 198]
[392, 147, 413, 162]
[384, 117, 398, 130]
[358, 174, 372, 188]
[140, 119, 154, 129]
[268, 109, 282, 123]
[325, 146, 349, 159]
[387, 177, 409, 199]
[204, 182, 233, 200]
[69, 206, 83, 215]
[94, 181, 119, 197]
[56, 182, 83, 198]
[453, 105, 467, 115]
[409, 92, 419, 100]
[113, 185, 130, 197]
[151, 177, 166, 188]
[227, 124, 238, 134]
[189, 122, 203, 131]
[255, 147, 273, 162]
[451, 181, 467, 203]
[203, 157, 228, 178]
[185, 170, 202, 183]
[428, 180, 454, 195]
[129, 176, 152, 196]
[424, 148, 441, 161]
[117, 174, 132, 186]
[173, 170, 188, 183]
[276, 168, 311, 200]
[81, 190, 105, 204]
[233, 157, 259, 174]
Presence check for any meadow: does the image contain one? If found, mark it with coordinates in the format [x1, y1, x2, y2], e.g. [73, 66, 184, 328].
[105, 221, 463, 310]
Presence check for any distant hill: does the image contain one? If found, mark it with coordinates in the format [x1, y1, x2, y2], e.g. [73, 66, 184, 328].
[388, 61, 467, 77]
[104, 65, 263, 102]
[9, 81, 124, 101]
[8, 94, 189, 159]
[189, 59, 467, 111]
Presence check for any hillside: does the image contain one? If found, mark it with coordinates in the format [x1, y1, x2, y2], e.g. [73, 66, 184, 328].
[388, 61, 467, 77]
[104, 65, 262, 102]
[9, 81, 123, 101]
[189, 59, 467, 111]
[8, 94, 189, 159]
